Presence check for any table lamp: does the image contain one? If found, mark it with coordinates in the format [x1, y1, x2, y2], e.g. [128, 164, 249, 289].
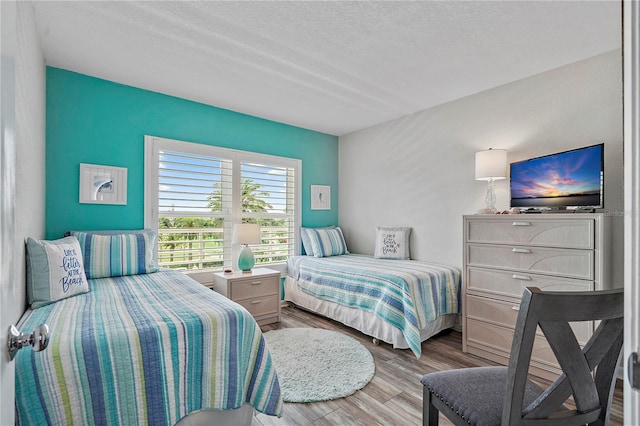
[475, 148, 507, 214]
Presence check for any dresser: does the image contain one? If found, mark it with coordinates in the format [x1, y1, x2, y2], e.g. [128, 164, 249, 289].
[212, 268, 281, 326]
[462, 214, 611, 380]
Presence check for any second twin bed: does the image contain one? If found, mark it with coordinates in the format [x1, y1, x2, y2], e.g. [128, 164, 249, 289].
[285, 253, 461, 357]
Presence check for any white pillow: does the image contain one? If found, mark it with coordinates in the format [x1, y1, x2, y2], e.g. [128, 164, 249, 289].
[374, 227, 411, 260]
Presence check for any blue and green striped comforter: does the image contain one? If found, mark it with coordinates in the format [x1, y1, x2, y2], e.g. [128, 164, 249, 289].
[287, 254, 461, 357]
[15, 270, 283, 425]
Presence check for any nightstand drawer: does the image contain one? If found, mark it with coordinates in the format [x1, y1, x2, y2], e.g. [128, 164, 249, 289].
[466, 218, 594, 249]
[466, 267, 594, 299]
[236, 295, 279, 318]
[232, 276, 279, 300]
[467, 243, 593, 279]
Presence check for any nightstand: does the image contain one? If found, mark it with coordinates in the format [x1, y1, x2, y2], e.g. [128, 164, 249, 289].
[212, 268, 281, 326]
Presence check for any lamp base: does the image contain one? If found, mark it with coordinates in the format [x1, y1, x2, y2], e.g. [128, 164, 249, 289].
[484, 178, 497, 213]
[237, 244, 255, 272]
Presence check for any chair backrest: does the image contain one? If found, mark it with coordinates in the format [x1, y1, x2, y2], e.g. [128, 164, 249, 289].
[503, 286, 624, 426]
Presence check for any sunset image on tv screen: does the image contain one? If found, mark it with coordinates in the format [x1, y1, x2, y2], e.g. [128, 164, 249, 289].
[510, 145, 602, 207]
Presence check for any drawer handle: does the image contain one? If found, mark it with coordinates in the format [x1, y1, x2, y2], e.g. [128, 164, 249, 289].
[512, 248, 531, 254]
[251, 281, 262, 285]
[251, 300, 262, 304]
[512, 306, 520, 311]
[512, 221, 531, 226]
[512, 274, 532, 281]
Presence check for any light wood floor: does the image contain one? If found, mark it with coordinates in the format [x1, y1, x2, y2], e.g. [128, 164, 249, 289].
[254, 304, 624, 426]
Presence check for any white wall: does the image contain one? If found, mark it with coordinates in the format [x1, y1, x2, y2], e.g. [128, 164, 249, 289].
[339, 50, 624, 286]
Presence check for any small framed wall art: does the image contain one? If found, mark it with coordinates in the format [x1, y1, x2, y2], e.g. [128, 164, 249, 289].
[311, 185, 331, 210]
[79, 163, 128, 205]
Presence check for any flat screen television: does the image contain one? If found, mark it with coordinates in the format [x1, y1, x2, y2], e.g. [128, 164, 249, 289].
[510, 143, 604, 210]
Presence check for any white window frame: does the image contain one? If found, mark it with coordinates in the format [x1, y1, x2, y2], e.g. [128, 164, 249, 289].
[144, 135, 301, 283]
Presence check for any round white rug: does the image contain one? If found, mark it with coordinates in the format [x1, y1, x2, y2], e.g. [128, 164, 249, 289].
[263, 328, 375, 403]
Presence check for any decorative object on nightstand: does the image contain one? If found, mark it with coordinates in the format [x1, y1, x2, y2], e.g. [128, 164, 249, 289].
[232, 223, 261, 272]
[212, 268, 281, 325]
[475, 148, 507, 214]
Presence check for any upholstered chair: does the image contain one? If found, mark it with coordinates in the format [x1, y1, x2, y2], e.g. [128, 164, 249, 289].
[421, 287, 624, 426]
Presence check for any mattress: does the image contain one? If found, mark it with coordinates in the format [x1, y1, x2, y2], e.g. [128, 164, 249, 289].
[15, 270, 282, 425]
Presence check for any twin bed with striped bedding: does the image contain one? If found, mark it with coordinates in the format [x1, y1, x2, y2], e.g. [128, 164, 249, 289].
[16, 270, 282, 425]
[17, 230, 282, 425]
[286, 254, 461, 357]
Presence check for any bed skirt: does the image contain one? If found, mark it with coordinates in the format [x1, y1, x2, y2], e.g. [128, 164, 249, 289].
[175, 405, 254, 426]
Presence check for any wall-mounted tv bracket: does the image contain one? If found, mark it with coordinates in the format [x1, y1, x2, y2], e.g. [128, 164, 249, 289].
[630, 352, 640, 390]
[7, 324, 49, 361]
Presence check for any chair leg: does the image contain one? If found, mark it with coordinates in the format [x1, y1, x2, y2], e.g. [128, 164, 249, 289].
[423, 387, 439, 426]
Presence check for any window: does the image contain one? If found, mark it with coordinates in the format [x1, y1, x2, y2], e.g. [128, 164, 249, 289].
[144, 136, 301, 279]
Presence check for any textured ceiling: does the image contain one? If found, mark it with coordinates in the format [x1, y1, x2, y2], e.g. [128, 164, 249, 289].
[32, 1, 621, 136]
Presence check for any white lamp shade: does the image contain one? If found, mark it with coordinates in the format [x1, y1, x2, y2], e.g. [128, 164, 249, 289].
[475, 149, 507, 181]
[232, 223, 261, 245]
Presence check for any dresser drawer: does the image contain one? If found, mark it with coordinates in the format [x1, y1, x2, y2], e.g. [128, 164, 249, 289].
[231, 276, 279, 300]
[466, 294, 519, 329]
[465, 294, 591, 343]
[466, 267, 594, 299]
[467, 243, 593, 279]
[466, 319, 559, 369]
[466, 218, 594, 249]
[236, 295, 280, 318]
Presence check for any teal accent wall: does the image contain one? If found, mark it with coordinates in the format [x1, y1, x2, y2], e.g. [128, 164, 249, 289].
[45, 67, 339, 238]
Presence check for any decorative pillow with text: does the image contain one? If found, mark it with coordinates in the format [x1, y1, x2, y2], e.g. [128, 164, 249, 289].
[26, 236, 89, 308]
[373, 227, 411, 260]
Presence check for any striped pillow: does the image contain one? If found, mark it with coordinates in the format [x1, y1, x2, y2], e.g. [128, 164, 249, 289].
[301, 226, 337, 256]
[300, 227, 316, 256]
[306, 227, 349, 258]
[71, 230, 158, 279]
